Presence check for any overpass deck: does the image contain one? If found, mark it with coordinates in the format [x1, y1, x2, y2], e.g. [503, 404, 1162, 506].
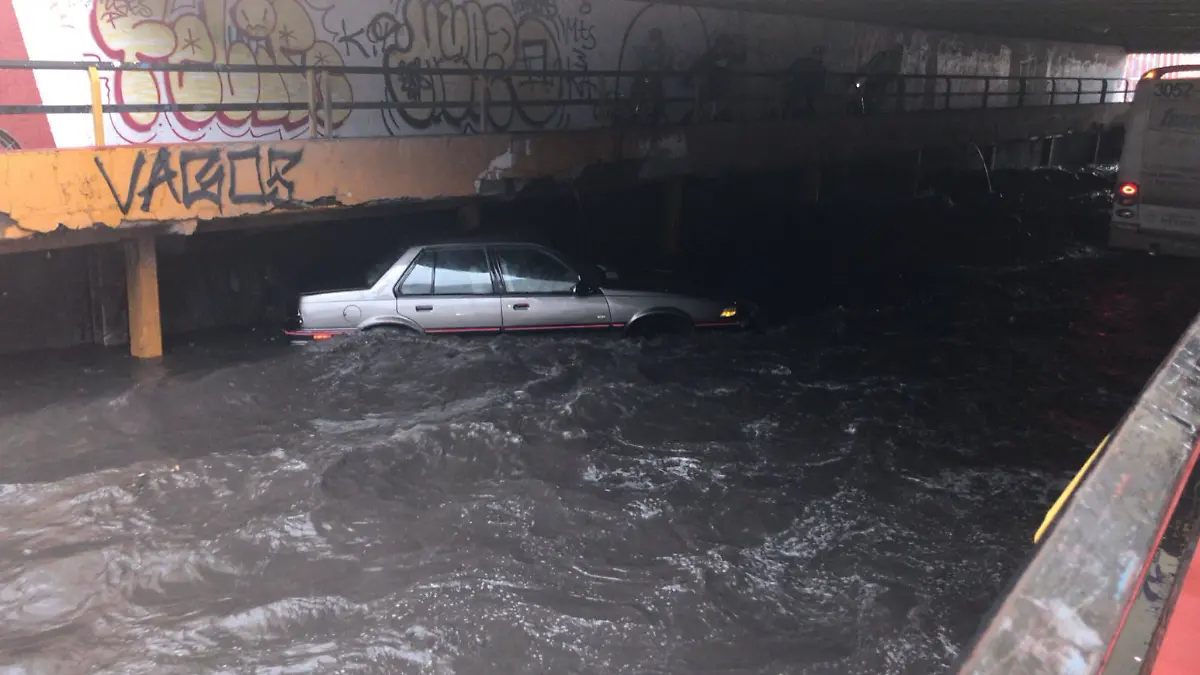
[0, 61, 1134, 356]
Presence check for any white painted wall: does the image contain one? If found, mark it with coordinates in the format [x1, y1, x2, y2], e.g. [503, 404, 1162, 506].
[13, 0, 1128, 147]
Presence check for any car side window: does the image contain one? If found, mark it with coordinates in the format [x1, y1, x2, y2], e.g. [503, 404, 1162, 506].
[433, 248, 494, 295]
[399, 250, 435, 295]
[495, 247, 578, 294]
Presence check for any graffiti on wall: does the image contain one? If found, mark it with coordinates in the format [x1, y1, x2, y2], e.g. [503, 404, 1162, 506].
[0, 0, 1131, 148]
[357, 0, 600, 134]
[91, 0, 354, 141]
[94, 144, 305, 214]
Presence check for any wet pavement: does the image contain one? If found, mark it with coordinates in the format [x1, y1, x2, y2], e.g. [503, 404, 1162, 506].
[2, 168, 1199, 674]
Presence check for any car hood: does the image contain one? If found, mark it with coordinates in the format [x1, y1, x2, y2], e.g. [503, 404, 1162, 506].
[596, 266, 734, 303]
[600, 286, 696, 301]
[596, 267, 687, 294]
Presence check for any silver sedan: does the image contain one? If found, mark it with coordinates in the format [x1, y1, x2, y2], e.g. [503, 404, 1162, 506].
[285, 240, 751, 340]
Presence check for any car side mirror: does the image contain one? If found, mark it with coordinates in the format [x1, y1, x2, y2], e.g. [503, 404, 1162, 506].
[573, 282, 595, 296]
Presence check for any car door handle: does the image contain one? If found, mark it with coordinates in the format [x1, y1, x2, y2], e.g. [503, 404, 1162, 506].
[512, 303, 530, 310]
[415, 305, 433, 312]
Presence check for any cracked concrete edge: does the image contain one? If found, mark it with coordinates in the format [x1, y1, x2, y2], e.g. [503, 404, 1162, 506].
[0, 103, 1128, 246]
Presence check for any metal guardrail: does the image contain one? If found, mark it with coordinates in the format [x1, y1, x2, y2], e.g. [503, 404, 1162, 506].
[0, 59, 1135, 144]
[954, 312, 1200, 675]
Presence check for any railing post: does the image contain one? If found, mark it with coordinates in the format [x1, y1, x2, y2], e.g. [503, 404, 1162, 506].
[895, 76, 907, 113]
[306, 69, 318, 138]
[982, 78, 990, 109]
[1017, 77, 1027, 107]
[479, 74, 490, 134]
[1100, 78, 1109, 104]
[321, 70, 333, 138]
[1076, 78, 1083, 104]
[944, 76, 952, 109]
[88, 65, 105, 148]
[1049, 79, 1057, 106]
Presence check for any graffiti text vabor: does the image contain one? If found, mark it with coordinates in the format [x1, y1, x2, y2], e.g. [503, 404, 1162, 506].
[94, 146, 306, 216]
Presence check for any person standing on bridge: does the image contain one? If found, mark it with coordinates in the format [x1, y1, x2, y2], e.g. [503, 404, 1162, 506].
[688, 35, 746, 122]
[630, 27, 671, 126]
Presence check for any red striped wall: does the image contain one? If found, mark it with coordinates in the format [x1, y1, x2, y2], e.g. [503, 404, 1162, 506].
[0, 0, 52, 150]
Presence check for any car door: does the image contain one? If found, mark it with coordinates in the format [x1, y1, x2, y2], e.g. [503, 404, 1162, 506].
[491, 245, 612, 332]
[394, 246, 502, 334]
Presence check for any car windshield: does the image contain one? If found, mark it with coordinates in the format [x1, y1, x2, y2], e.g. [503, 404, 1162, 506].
[551, 248, 604, 285]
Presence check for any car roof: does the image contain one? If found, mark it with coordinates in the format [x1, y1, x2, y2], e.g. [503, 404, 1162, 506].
[396, 235, 598, 275]
[402, 234, 558, 250]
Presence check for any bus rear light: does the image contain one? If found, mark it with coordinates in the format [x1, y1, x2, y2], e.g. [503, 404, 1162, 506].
[1117, 182, 1140, 206]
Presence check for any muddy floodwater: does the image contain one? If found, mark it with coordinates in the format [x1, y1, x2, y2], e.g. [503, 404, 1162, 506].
[2, 168, 1198, 674]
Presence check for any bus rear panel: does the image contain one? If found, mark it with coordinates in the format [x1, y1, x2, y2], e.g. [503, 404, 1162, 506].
[1111, 68, 1200, 257]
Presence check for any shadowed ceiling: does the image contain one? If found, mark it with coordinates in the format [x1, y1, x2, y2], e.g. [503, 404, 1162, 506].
[674, 0, 1200, 53]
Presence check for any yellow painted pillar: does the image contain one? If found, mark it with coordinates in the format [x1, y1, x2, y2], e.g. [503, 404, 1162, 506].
[124, 234, 163, 359]
[662, 178, 684, 257]
[88, 65, 105, 147]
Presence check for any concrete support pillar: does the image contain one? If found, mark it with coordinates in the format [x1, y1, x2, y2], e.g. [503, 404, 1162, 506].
[457, 199, 482, 231]
[1092, 131, 1103, 165]
[124, 233, 162, 359]
[799, 166, 822, 203]
[1041, 137, 1056, 167]
[662, 178, 684, 257]
[1095, 127, 1124, 165]
[912, 149, 923, 192]
[87, 244, 128, 347]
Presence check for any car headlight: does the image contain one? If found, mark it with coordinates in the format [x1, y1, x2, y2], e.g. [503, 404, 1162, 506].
[720, 307, 738, 319]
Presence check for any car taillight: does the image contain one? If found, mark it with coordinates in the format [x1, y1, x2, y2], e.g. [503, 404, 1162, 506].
[1117, 182, 1140, 206]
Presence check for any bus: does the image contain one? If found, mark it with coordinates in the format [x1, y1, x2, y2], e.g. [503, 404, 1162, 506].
[1110, 65, 1200, 257]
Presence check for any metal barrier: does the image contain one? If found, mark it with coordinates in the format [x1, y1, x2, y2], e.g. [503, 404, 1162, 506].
[0, 59, 1135, 145]
[954, 312, 1200, 675]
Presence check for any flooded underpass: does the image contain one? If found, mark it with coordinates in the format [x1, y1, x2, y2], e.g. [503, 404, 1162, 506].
[3, 167, 1200, 674]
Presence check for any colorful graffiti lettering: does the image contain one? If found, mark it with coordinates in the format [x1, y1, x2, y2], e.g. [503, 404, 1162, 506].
[362, 0, 597, 133]
[90, 0, 354, 140]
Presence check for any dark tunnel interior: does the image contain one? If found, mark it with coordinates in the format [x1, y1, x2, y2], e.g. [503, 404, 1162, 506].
[5, 148, 1200, 672]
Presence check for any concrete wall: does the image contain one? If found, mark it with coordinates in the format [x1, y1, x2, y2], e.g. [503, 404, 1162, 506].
[0, 248, 100, 352]
[0, 101, 1128, 241]
[0, 0, 1126, 149]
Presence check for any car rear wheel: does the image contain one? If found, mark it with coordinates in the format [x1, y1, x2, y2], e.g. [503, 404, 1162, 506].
[362, 324, 422, 338]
